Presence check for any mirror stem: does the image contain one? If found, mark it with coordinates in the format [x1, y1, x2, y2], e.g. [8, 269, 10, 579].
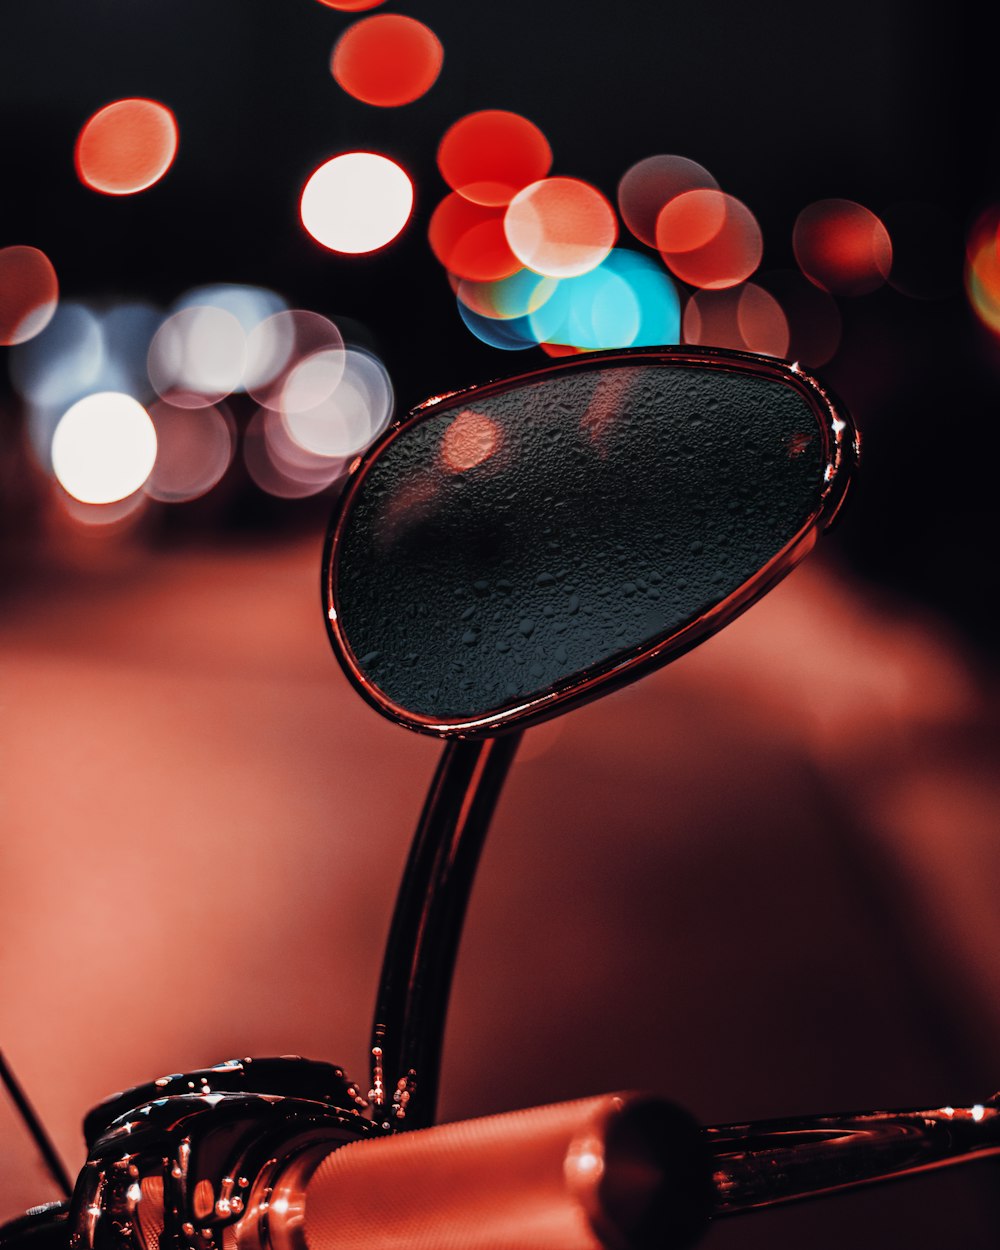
[369, 732, 523, 1130]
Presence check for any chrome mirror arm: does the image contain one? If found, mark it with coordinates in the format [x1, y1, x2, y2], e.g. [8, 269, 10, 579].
[368, 732, 522, 1129]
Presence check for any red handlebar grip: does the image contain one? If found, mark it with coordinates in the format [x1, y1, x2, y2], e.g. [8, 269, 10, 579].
[303, 1093, 711, 1250]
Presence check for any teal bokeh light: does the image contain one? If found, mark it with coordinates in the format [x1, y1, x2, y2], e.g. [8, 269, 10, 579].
[529, 249, 680, 350]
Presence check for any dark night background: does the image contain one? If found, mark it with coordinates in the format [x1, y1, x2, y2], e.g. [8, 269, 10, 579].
[3, 3, 1000, 1249]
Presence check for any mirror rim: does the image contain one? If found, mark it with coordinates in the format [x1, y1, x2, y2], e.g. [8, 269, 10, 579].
[322, 345, 859, 739]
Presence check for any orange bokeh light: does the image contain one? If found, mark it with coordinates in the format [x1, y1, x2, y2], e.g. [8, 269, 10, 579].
[618, 154, 719, 248]
[657, 191, 762, 290]
[441, 410, 503, 473]
[793, 199, 892, 297]
[75, 98, 178, 196]
[737, 284, 790, 357]
[0, 245, 58, 346]
[655, 189, 726, 254]
[437, 111, 552, 207]
[331, 14, 443, 107]
[504, 178, 617, 279]
[966, 221, 1000, 336]
[429, 194, 521, 282]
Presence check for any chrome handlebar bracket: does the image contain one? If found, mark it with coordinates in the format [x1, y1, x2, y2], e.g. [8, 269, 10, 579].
[69, 1059, 383, 1250]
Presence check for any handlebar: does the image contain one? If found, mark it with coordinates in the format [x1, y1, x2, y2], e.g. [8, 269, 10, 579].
[276, 1094, 711, 1250]
[13, 1065, 998, 1250]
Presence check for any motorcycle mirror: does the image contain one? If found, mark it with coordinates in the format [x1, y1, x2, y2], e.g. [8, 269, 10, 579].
[323, 347, 856, 738]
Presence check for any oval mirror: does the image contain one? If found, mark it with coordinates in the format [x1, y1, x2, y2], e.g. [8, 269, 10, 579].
[324, 347, 857, 737]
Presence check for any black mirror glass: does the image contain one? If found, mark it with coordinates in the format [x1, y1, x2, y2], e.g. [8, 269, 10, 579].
[325, 349, 855, 736]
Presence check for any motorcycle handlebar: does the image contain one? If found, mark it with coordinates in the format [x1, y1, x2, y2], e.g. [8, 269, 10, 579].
[274, 1094, 712, 1250]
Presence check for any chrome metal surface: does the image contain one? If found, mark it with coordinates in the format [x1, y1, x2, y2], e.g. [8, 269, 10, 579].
[708, 1096, 1000, 1213]
[369, 732, 523, 1130]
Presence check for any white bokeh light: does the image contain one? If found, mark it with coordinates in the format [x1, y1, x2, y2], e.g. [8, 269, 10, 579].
[147, 305, 246, 407]
[51, 392, 157, 504]
[300, 153, 413, 254]
[282, 347, 393, 458]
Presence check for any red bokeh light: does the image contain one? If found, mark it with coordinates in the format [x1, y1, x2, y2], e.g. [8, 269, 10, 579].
[331, 15, 443, 107]
[429, 194, 521, 282]
[437, 111, 552, 207]
[657, 191, 762, 290]
[504, 178, 617, 279]
[737, 284, 790, 357]
[75, 98, 178, 195]
[440, 410, 503, 473]
[315, 0, 385, 8]
[0, 245, 58, 346]
[617, 155, 719, 249]
[655, 189, 726, 254]
[793, 199, 892, 297]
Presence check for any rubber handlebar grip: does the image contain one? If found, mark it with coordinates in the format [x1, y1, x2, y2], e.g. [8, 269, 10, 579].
[302, 1093, 711, 1250]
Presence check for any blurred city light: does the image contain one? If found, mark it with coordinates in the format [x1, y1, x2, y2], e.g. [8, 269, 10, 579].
[331, 14, 443, 107]
[528, 249, 680, 350]
[74, 99, 178, 196]
[243, 407, 347, 498]
[11, 302, 104, 410]
[457, 302, 538, 350]
[145, 401, 236, 504]
[736, 284, 790, 357]
[51, 392, 157, 504]
[147, 305, 246, 408]
[429, 194, 521, 281]
[282, 346, 393, 458]
[528, 263, 640, 349]
[618, 155, 719, 249]
[454, 268, 557, 321]
[99, 302, 163, 397]
[657, 190, 762, 289]
[504, 178, 617, 279]
[174, 284, 288, 345]
[683, 284, 789, 357]
[300, 152, 413, 253]
[437, 111, 552, 206]
[0, 246, 59, 347]
[793, 198, 892, 297]
[965, 206, 1000, 337]
[280, 349, 347, 417]
[245, 309, 345, 408]
[452, 247, 680, 354]
[595, 249, 681, 347]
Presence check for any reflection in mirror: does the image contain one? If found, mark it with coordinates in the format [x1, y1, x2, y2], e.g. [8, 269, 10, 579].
[325, 349, 854, 735]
